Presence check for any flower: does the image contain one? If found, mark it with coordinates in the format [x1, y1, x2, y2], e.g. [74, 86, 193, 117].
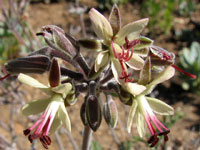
[127, 66, 175, 147]
[19, 59, 72, 149]
[84, 5, 152, 86]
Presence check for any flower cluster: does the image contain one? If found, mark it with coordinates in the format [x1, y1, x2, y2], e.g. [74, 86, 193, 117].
[2, 4, 196, 149]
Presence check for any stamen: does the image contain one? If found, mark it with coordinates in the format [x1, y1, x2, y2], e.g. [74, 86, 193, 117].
[0, 73, 10, 81]
[118, 60, 133, 82]
[144, 114, 155, 135]
[126, 47, 134, 62]
[112, 41, 118, 58]
[150, 137, 159, 147]
[172, 64, 196, 79]
[28, 135, 33, 143]
[158, 130, 170, 136]
[148, 134, 157, 143]
[23, 129, 31, 136]
[164, 135, 168, 142]
[36, 32, 44, 36]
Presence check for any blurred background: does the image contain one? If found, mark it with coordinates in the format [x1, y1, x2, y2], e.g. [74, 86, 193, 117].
[0, 0, 200, 150]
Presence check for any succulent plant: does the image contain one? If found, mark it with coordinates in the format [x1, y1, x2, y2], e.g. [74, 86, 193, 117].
[179, 42, 200, 93]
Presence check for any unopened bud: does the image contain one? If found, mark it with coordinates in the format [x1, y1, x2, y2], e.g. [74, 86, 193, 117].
[103, 95, 118, 128]
[80, 101, 88, 126]
[49, 58, 60, 87]
[5, 55, 50, 74]
[39, 25, 79, 58]
[86, 95, 102, 131]
[78, 39, 103, 51]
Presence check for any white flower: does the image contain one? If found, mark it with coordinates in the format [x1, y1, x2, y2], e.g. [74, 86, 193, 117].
[18, 59, 73, 149]
[127, 66, 175, 147]
[87, 6, 152, 90]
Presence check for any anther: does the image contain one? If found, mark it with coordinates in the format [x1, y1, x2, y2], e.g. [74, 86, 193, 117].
[158, 130, 170, 136]
[164, 135, 168, 142]
[148, 134, 157, 144]
[0, 73, 10, 81]
[150, 137, 159, 147]
[28, 135, 33, 143]
[36, 32, 44, 36]
[23, 129, 31, 136]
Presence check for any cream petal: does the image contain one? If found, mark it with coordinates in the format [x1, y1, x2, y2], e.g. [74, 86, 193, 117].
[136, 110, 146, 137]
[51, 83, 72, 95]
[150, 66, 175, 86]
[111, 58, 126, 85]
[115, 18, 149, 45]
[18, 73, 47, 88]
[89, 8, 113, 42]
[95, 51, 109, 72]
[142, 66, 175, 95]
[49, 115, 62, 135]
[146, 97, 174, 115]
[125, 82, 146, 96]
[22, 98, 51, 116]
[126, 53, 144, 70]
[127, 100, 138, 133]
[59, 102, 71, 132]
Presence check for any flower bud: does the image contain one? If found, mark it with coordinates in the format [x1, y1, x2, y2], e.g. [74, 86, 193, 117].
[78, 39, 103, 51]
[39, 25, 79, 58]
[80, 101, 88, 126]
[103, 95, 118, 128]
[86, 95, 102, 131]
[49, 58, 60, 87]
[5, 55, 50, 74]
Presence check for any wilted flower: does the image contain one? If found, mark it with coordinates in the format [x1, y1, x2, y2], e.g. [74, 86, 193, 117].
[19, 59, 72, 149]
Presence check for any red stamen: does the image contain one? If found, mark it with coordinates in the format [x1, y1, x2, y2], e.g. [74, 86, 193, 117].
[23, 129, 31, 136]
[111, 38, 140, 83]
[150, 137, 159, 147]
[172, 64, 196, 79]
[112, 42, 118, 58]
[0, 73, 10, 81]
[126, 47, 134, 61]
